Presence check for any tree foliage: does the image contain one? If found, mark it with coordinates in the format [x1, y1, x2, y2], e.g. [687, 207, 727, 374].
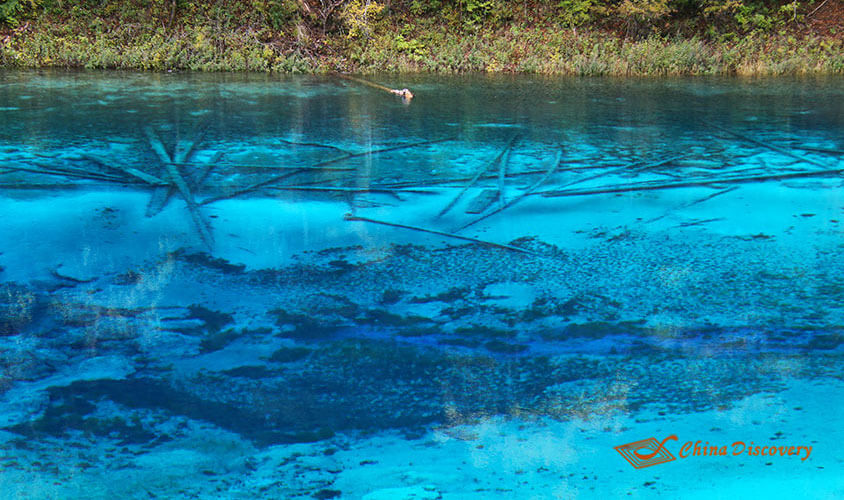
[0, 0, 818, 39]
[1, 0, 39, 24]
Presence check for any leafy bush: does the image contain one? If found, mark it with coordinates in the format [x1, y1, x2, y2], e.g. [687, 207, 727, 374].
[463, 0, 493, 23]
[340, 0, 384, 38]
[265, 0, 301, 30]
[557, 0, 595, 27]
[464, 0, 512, 27]
[734, 3, 774, 31]
[409, 0, 440, 15]
[701, 0, 804, 34]
[394, 32, 426, 57]
[615, 0, 671, 37]
[1, 0, 39, 25]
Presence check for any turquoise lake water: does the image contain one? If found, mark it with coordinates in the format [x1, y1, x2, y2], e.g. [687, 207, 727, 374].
[1, 70, 843, 498]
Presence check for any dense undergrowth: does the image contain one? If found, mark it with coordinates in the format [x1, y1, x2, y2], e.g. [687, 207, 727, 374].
[0, 0, 841, 74]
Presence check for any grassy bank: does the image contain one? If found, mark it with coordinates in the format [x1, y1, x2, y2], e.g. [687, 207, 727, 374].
[0, 0, 842, 75]
[349, 26, 844, 75]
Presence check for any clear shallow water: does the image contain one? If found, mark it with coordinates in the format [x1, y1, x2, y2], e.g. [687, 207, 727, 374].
[1, 70, 844, 498]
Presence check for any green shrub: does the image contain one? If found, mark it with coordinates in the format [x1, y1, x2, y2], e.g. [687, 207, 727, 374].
[557, 0, 595, 26]
[734, 3, 773, 31]
[1, 0, 39, 25]
[394, 33, 426, 57]
[341, 0, 385, 39]
[464, 0, 493, 23]
[265, 0, 300, 30]
[409, 0, 441, 15]
[615, 0, 671, 37]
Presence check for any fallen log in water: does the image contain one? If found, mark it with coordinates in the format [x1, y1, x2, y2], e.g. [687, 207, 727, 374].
[314, 137, 454, 167]
[144, 127, 214, 250]
[455, 153, 684, 226]
[380, 167, 555, 189]
[538, 165, 844, 198]
[278, 139, 351, 153]
[705, 121, 829, 169]
[144, 127, 179, 216]
[149, 151, 225, 211]
[80, 154, 168, 186]
[192, 151, 224, 189]
[552, 155, 685, 192]
[199, 169, 307, 206]
[437, 134, 520, 217]
[498, 142, 509, 207]
[645, 186, 737, 224]
[266, 186, 437, 194]
[336, 73, 414, 103]
[344, 214, 540, 256]
[172, 161, 356, 172]
[456, 149, 563, 231]
[0, 182, 88, 190]
[145, 127, 173, 166]
[198, 137, 453, 204]
[146, 122, 209, 216]
[464, 189, 500, 214]
[790, 145, 844, 156]
[16, 162, 129, 183]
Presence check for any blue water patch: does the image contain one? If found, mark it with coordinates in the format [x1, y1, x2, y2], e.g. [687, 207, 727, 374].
[1, 70, 843, 498]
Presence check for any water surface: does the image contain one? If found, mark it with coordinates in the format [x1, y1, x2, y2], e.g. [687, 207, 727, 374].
[1, 70, 843, 498]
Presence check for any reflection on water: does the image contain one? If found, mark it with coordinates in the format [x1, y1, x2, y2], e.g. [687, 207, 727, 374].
[1, 70, 843, 498]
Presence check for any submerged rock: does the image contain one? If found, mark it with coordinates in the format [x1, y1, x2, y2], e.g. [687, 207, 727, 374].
[0, 284, 38, 336]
